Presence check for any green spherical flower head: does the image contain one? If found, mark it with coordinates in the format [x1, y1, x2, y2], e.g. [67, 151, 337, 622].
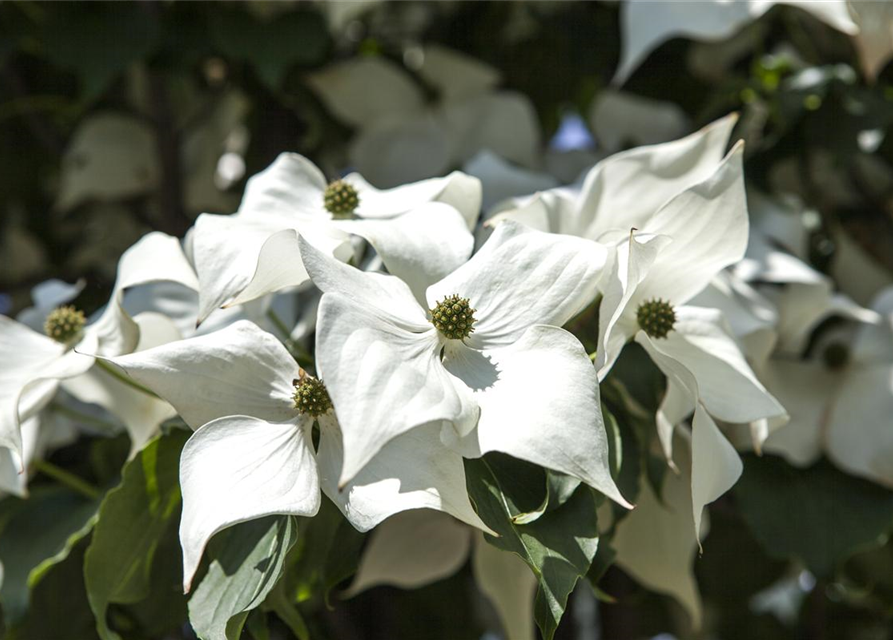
[636, 298, 676, 339]
[323, 180, 359, 218]
[823, 341, 850, 371]
[44, 305, 86, 344]
[293, 374, 333, 417]
[430, 294, 476, 341]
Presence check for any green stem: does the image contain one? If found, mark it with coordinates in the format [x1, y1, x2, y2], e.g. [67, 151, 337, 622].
[266, 308, 293, 340]
[33, 460, 101, 500]
[48, 402, 119, 432]
[96, 359, 160, 399]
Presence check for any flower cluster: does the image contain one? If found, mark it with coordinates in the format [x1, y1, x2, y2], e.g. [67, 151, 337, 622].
[2, 108, 891, 638]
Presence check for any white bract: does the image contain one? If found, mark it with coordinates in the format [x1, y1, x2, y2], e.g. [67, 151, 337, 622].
[301, 220, 629, 508]
[105, 320, 490, 590]
[191, 152, 481, 324]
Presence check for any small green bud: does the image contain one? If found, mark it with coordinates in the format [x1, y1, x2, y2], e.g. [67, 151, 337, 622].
[430, 294, 476, 341]
[822, 341, 849, 371]
[44, 305, 86, 344]
[636, 298, 676, 339]
[323, 180, 359, 218]
[293, 373, 333, 417]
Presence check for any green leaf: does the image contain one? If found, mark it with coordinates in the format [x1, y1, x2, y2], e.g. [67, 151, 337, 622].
[0, 486, 99, 623]
[287, 497, 365, 607]
[210, 8, 329, 89]
[5, 536, 99, 640]
[39, 3, 160, 101]
[465, 456, 600, 640]
[734, 455, 893, 578]
[511, 471, 581, 525]
[188, 515, 298, 640]
[83, 429, 189, 640]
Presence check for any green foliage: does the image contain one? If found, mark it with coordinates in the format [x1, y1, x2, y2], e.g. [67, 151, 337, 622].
[0, 486, 99, 622]
[735, 455, 893, 577]
[210, 7, 329, 90]
[83, 429, 189, 640]
[465, 454, 600, 640]
[39, 3, 161, 102]
[188, 515, 298, 640]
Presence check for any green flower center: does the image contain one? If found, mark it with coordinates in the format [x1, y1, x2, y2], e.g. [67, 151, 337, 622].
[430, 294, 476, 340]
[822, 341, 849, 371]
[636, 298, 676, 340]
[44, 305, 86, 344]
[293, 374, 333, 417]
[323, 180, 359, 218]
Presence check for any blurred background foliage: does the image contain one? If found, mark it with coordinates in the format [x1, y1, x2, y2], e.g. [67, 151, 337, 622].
[2, 2, 893, 639]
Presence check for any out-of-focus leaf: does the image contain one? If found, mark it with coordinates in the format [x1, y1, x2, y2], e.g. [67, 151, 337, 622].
[39, 3, 160, 100]
[210, 8, 329, 89]
[0, 486, 99, 623]
[188, 515, 298, 640]
[83, 429, 188, 640]
[735, 455, 893, 578]
[465, 456, 600, 640]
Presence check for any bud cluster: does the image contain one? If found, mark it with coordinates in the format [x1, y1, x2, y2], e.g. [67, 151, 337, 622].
[293, 374, 333, 417]
[430, 294, 476, 340]
[323, 180, 360, 218]
[44, 305, 86, 344]
[636, 298, 676, 339]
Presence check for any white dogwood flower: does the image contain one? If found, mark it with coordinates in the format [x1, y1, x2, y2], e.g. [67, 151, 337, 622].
[0, 232, 197, 467]
[307, 46, 540, 188]
[301, 220, 630, 508]
[494, 118, 785, 531]
[192, 152, 482, 324]
[104, 320, 490, 591]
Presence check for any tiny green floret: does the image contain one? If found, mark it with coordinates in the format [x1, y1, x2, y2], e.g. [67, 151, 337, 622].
[636, 298, 676, 340]
[293, 373, 333, 417]
[323, 179, 359, 218]
[44, 305, 86, 344]
[430, 294, 476, 341]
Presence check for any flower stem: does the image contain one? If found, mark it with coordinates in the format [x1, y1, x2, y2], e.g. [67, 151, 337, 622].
[33, 459, 101, 500]
[96, 359, 160, 399]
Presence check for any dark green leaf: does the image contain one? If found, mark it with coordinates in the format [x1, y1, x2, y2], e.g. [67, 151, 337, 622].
[734, 455, 893, 577]
[0, 486, 99, 622]
[188, 515, 298, 640]
[210, 9, 329, 90]
[83, 429, 189, 640]
[465, 456, 600, 640]
[39, 4, 160, 101]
